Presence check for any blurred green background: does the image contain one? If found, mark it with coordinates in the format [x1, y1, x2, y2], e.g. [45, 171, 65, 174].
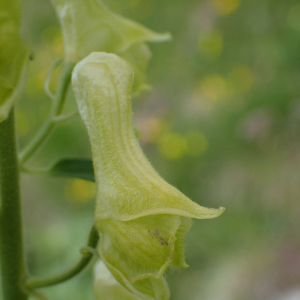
[13, 0, 300, 299]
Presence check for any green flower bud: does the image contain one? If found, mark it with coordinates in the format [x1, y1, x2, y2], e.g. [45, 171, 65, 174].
[0, 0, 29, 122]
[72, 52, 225, 300]
[94, 260, 169, 300]
[51, 0, 170, 96]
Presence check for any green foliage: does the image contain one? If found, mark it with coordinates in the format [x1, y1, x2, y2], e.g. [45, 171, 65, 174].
[48, 158, 95, 182]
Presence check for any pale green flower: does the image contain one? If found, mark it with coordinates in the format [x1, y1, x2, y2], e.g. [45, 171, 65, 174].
[94, 260, 169, 300]
[51, 0, 170, 96]
[72, 52, 225, 300]
[0, 0, 29, 122]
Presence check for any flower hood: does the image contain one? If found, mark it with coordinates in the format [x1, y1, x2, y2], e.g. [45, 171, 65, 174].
[72, 52, 225, 300]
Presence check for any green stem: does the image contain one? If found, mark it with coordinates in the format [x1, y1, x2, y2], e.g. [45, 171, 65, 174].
[19, 63, 75, 164]
[25, 225, 99, 289]
[44, 58, 63, 100]
[24, 288, 50, 300]
[0, 110, 28, 300]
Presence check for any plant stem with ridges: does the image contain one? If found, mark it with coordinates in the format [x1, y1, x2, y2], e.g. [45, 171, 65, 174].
[0, 109, 28, 300]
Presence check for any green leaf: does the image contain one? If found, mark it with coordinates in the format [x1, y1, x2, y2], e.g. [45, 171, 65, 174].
[49, 158, 95, 182]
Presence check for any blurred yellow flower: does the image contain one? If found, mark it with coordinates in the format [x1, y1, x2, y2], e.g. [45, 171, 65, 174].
[64, 179, 96, 203]
[200, 74, 229, 102]
[198, 30, 223, 59]
[158, 133, 188, 160]
[211, 0, 241, 16]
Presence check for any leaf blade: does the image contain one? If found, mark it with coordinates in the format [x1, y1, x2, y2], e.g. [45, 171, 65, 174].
[49, 158, 95, 182]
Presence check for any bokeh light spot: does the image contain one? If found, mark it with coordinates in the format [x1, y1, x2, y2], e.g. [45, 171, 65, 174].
[64, 179, 96, 204]
[158, 133, 188, 160]
[186, 131, 208, 157]
[198, 30, 223, 59]
[211, 0, 240, 16]
[199, 75, 228, 102]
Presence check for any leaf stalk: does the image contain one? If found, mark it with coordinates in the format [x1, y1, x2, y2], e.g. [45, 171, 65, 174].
[25, 225, 99, 289]
[19, 62, 75, 164]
